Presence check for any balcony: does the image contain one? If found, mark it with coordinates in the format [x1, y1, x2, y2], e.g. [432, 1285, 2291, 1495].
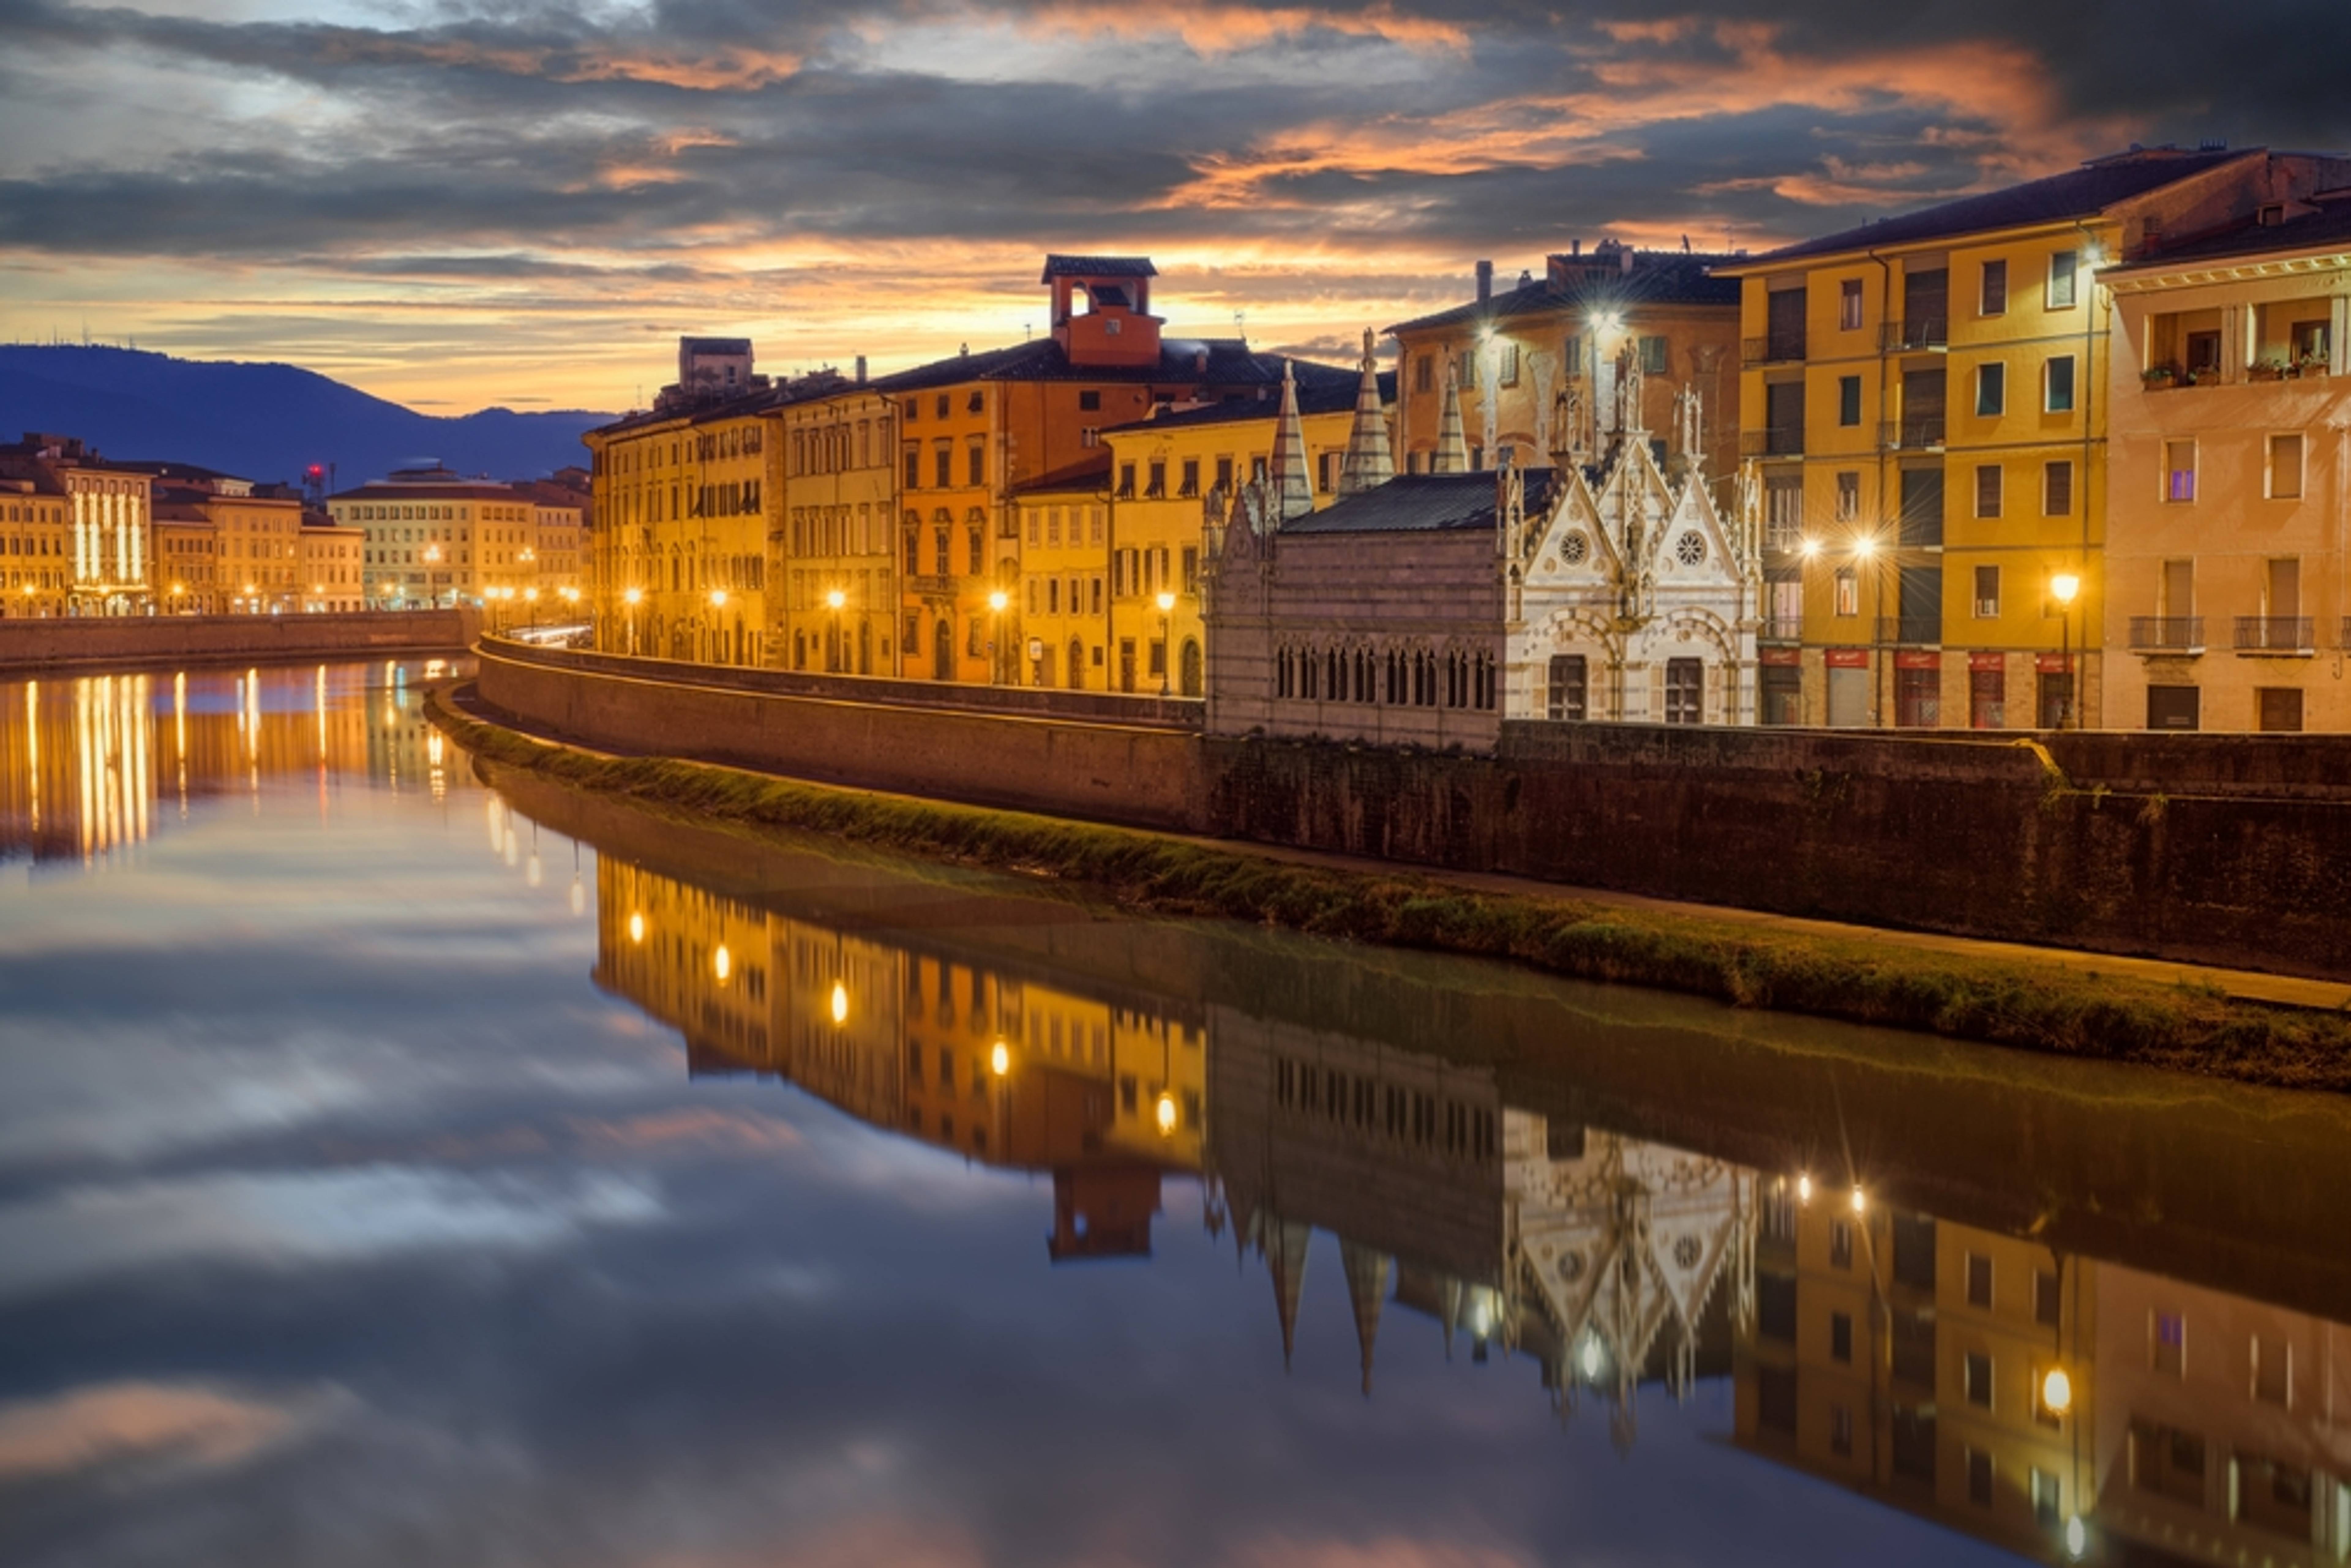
[1744, 334, 1806, 367]
[1881, 318, 1949, 352]
[1741, 427, 1806, 459]
[909, 574, 958, 597]
[1879, 416, 1946, 451]
[1877, 615, 1943, 646]
[2235, 616, 2314, 654]
[2128, 616, 2205, 654]
[1757, 615, 1803, 644]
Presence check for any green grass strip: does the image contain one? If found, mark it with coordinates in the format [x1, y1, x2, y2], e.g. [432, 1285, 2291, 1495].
[426, 685, 2351, 1094]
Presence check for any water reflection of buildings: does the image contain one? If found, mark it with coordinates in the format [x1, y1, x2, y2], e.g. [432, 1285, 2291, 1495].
[591, 859, 1207, 1260]
[582, 844, 2351, 1566]
[0, 661, 466, 863]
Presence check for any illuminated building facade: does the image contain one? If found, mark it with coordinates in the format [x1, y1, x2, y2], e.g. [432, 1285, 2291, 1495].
[0, 467, 71, 618]
[2102, 198, 2351, 731]
[0, 433, 152, 615]
[299, 516, 366, 613]
[1719, 147, 2350, 728]
[774, 382, 898, 674]
[334, 464, 584, 616]
[1007, 456, 1112, 689]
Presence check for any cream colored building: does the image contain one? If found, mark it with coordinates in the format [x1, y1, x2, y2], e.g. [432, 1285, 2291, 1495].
[332, 464, 579, 616]
[0, 434, 152, 615]
[774, 383, 898, 675]
[2103, 198, 2351, 730]
[299, 518, 366, 613]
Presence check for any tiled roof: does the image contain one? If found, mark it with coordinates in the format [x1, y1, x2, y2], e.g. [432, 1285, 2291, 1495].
[1041, 255, 1157, 281]
[1391, 255, 1739, 335]
[874, 337, 1279, 394]
[1098, 361, 1382, 435]
[1283, 469, 1556, 535]
[1009, 453, 1114, 496]
[2105, 194, 2351, 271]
[1728, 148, 2254, 268]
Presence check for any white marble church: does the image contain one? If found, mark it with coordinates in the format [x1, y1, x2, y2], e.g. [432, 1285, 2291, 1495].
[1205, 336, 1762, 749]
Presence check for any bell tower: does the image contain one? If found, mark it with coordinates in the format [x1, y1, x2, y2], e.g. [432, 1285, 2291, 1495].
[1042, 255, 1162, 367]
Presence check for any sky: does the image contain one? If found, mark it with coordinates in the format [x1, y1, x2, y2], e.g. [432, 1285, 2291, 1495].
[2, 0, 2348, 414]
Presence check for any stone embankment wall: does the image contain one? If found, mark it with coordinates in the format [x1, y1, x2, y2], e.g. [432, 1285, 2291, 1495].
[0, 610, 480, 672]
[1205, 722, 2351, 981]
[475, 639, 1204, 831]
[471, 641, 2351, 981]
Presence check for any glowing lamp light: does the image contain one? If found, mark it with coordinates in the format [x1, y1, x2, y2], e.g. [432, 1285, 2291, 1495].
[1155, 591, 1176, 613]
[825, 589, 846, 610]
[1852, 536, 1877, 560]
[991, 1042, 1011, 1077]
[2050, 571, 2082, 607]
[623, 587, 643, 606]
[1154, 1090, 1177, 1134]
[829, 981, 848, 1025]
[713, 944, 731, 981]
[1798, 538, 1821, 560]
[709, 589, 727, 608]
[1796, 1173, 1813, 1203]
[1588, 309, 1624, 336]
[986, 590, 1008, 613]
[1850, 1185, 1867, 1215]
[2064, 1516, 2087, 1560]
[1577, 1336, 1604, 1380]
[2042, 1366, 2073, 1415]
[627, 912, 645, 944]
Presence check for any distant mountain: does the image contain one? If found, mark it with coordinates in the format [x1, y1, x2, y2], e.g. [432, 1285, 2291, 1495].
[0, 344, 614, 488]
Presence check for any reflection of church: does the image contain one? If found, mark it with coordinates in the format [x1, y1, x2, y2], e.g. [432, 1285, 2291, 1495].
[1205, 1002, 1755, 1444]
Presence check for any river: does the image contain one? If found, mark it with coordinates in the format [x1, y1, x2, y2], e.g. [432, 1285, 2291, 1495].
[2, 660, 2347, 1568]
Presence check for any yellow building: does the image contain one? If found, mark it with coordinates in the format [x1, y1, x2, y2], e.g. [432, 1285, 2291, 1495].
[1096, 364, 1370, 696]
[1008, 457, 1112, 689]
[1738, 1178, 2095, 1562]
[0, 434, 152, 614]
[208, 488, 305, 613]
[299, 517, 366, 613]
[2102, 199, 2351, 731]
[1719, 147, 2345, 728]
[774, 382, 898, 674]
[334, 465, 557, 614]
[1391, 245, 1740, 485]
[0, 472, 70, 618]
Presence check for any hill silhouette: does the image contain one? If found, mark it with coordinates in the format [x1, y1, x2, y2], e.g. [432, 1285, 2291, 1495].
[0, 344, 613, 486]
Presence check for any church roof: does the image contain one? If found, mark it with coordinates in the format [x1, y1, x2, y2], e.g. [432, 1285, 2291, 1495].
[874, 336, 1271, 394]
[1390, 253, 1738, 335]
[1284, 470, 1557, 535]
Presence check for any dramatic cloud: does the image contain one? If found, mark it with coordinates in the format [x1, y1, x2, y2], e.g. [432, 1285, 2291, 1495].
[0, 0, 2340, 409]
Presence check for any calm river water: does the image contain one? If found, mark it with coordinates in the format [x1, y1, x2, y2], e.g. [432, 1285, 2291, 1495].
[3, 660, 2348, 1568]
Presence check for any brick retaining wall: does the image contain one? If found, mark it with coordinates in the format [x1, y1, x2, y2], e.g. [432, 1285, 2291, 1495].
[0, 610, 479, 672]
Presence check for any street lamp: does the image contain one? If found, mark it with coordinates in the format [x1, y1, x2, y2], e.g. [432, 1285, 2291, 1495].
[622, 585, 642, 656]
[2049, 570, 2082, 730]
[825, 587, 846, 673]
[1154, 589, 1176, 696]
[523, 586, 539, 627]
[422, 544, 443, 609]
[986, 589, 1008, 684]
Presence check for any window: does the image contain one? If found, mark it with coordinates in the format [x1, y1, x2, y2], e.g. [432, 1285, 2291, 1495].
[1976, 362, 2006, 417]
[1078, 389, 1101, 412]
[1639, 335, 1669, 375]
[935, 394, 950, 418]
[904, 445, 921, 489]
[1837, 375, 1862, 427]
[2254, 1335, 2293, 1406]
[2044, 459, 2073, 516]
[1974, 565, 2000, 618]
[1413, 354, 1434, 393]
[1498, 342, 1520, 386]
[1830, 1404, 1853, 1457]
[1975, 464, 2002, 518]
[1547, 654, 1587, 720]
[1839, 278, 1863, 331]
[2165, 440, 2197, 502]
[1896, 664, 1940, 727]
[1980, 259, 2008, 316]
[1965, 1351, 1993, 1407]
[934, 443, 953, 488]
[1828, 1218, 1853, 1269]
[1831, 1311, 1854, 1363]
[2154, 1310, 2186, 1376]
[967, 442, 986, 486]
[1664, 658, 1703, 724]
[2031, 1468, 2061, 1527]
[1834, 567, 1858, 617]
[1835, 470, 1860, 522]
[1146, 460, 1166, 499]
[2045, 355, 2076, 413]
[2268, 432, 2304, 499]
[2048, 249, 2079, 309]
[1317, 451, 1338, 493]
[2034, 1269, 2061, 1328]
[1967, 1448, 1994, 1509]
[1966, 1253, 1993, 1309]
[2259, 687, 2304, 732]
[1116, 463, 1136, 500]
[1180, 458, 1200, 498]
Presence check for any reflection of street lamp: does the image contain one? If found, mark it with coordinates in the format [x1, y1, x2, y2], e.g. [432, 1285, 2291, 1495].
[1154, 589, 1176, 696]
[2050, 570, 2082, 730]
[986, 589, 1008, 684]
[830, 981, 848, 1025]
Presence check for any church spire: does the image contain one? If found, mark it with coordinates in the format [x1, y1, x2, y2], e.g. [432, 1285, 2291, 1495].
[1340, 1240, 1392, 1397]
[1431, 354, 1469, 474]
[1338, 327, 1394, 496]
[1268, 1217, 1312, 1368]
[1266, 359, 1314, 524]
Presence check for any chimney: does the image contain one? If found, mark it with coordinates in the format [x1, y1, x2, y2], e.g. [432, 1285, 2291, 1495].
[854, 354, 867, 384]
[1475, 260, 1494, 303]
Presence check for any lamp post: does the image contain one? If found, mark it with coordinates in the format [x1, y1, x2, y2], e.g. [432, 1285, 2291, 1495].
[709, 587, 729, 665]
[622, 586, 642, 656]
[523, 586, 539, 628]
[986, 589, 1008, 684]
[1154, 589, 1176, 696]
[2049, 570, 2081, 730]
[422, 544, 443, 609]
[825, 588, 846, 673]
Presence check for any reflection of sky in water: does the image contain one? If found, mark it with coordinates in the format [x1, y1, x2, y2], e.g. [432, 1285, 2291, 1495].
[0, 664, 2029, 1566]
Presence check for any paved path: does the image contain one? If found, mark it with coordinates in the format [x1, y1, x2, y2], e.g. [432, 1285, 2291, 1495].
[441, 683, 2351, 1015]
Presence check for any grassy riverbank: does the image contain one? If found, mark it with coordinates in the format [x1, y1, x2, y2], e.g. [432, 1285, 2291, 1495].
[426, 685, 2351, 1092]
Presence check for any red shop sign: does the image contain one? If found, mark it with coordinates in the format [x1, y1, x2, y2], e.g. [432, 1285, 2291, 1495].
[2036, 652, 2073, 673]
[1824, 647, 1870, 668]
[1759, 646, 1802, 667]
[1968, 651, 2007, 672]
[1895, 650, 1941, 671]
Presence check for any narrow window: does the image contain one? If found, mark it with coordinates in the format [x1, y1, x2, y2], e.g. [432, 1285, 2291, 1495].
[1980, 259, 2008, 316]
[2045, 355, 2076, 413]
[1975, 464, 2002, 518]
[1839, 278, 1863, 331]
[1838, 375, 1862, 428]
[1977, 362, 2006, 417]
[2268, 432, 2304, 499]
[2164, 441, 2197, 503]
[2044, 460, 2074, 516]
[1975, 565, 2000, 618]
[2048, 249, 2079, 309]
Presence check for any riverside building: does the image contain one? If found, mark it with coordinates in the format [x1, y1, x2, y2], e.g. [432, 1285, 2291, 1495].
[0, 433, 153, 615]
[335, 463, 587, 620]
[1718, 146, 2351, 729]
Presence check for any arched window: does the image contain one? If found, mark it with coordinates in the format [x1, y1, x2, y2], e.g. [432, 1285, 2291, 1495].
[1069, 636, 1086, 690]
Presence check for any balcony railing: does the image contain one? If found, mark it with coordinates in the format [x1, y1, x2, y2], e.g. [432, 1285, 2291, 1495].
[1741, 427, 1806, 459]
[1881, 318, 1949, 351]
[2128, 616, 2205, 653]
[2235, 616, 2314, 653]
[1877, 615, 1943, 646]
[1879, 416, 1946, 451]
[1743, 334, 1806, 367]
[909, 574, 958, 597]
[1757, 615, 1804, 644]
